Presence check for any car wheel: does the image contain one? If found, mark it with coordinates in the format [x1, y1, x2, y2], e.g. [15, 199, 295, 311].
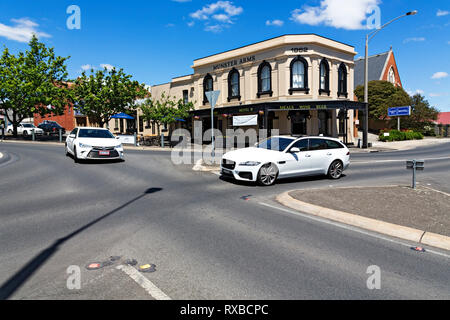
[23, 131, 28, 137]
[257, 163, 278, 186]
[73, 146, 79, 163]
[328, 160, 343, 179]
[8, 129, 12, 134]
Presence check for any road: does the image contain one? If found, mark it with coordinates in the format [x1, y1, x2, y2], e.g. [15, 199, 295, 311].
[0, 141, 449, 300]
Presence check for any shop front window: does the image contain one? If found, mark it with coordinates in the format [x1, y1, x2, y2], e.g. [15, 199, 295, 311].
[338, 63, 348, 98]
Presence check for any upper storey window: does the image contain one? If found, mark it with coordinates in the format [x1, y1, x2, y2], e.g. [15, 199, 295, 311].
[337, 63, 348, 98]
[203, 74, 213, 105]
[257, 61, 273, 98]
[227, 68, 241, 102]
[289, 56, 309, 95]
[319, 58, 330, 96]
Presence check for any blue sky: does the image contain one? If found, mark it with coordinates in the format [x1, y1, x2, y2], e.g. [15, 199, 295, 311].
[0, 0, 449, 111]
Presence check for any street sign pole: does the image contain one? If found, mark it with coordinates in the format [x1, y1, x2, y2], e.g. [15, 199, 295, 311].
[398, 116, 400, 131]
[205, 90, 221, 157]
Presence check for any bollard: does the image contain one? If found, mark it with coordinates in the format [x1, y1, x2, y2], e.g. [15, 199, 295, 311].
[134, 132, 137, 147]
[406, 160, 425, 189]
[59, 128, 62, 143]
[32, 128, 35, 141]
[161, 133, 164, 148]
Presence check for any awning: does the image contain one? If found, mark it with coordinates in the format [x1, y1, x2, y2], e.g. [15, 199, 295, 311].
[111, 113, 135, 120]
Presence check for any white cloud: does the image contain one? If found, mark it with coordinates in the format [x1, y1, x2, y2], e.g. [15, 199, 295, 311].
[403, 37, 425, 43]
[429, 92, 448, 97]
[290, 0, 380, 30]
[0, 18, 51, 43]
[431, 72, 449, 79]
[407, 89, 424, 96]
[187, 21, 195, 27]
[81, 64, 94, 71]
[266, 19, 284, 27]
[190, 1, 243, 32]
[437, 9, 449, 17]
[100, 64, 115, 71]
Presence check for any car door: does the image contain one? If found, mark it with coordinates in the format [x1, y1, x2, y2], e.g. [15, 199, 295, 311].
[278, 139, 313, 177]
[308, 138, 331, 173]
[67, 128, 78, 152]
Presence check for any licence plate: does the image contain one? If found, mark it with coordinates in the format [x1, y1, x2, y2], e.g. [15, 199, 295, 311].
[99, 151, 110, 156]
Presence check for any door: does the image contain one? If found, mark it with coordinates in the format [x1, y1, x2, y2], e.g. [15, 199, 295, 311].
[278, 139, 313, 177]
[290, 111, 308, 135]
[307, 138, 331, 173]
[67, 128, 78, 152]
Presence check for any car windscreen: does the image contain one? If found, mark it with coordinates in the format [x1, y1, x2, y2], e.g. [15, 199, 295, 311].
[257, 137, 294, 152]
[22, 124, 34, 128]
[78, 129, 114, 139]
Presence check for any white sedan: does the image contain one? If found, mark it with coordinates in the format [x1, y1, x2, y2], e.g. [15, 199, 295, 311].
[7, 123, 44, 136]
[221, 136, 350, 186]
[65, 127, 125, 162]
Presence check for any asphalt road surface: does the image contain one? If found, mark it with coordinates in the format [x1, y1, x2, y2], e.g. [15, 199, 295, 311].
[0, 141, 449, 300]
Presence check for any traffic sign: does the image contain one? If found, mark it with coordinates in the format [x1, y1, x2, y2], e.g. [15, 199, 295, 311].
[388, 106, 411, 117]
[205, 90, 220, 109]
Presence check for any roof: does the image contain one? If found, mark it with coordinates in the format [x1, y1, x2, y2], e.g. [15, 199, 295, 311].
[354, 51, 390, 88]
[436, 112, 450, 125]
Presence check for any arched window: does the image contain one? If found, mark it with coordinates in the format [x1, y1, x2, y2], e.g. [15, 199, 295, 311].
[388, 67, 396, 85]
[319, 58, 330, 95]
[227, 68, 240, 102]
[289, 56, 309, 95]
[257, 61, 272, 98]
[203, 74, 213, 105]
[337, 63, 348, 98]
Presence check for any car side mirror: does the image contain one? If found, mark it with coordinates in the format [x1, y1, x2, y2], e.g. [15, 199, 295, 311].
[115, 136, 120, 140]
[290, 147, 301, 153]
[69, 134, 76, 138]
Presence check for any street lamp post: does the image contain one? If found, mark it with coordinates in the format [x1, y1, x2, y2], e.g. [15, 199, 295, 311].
[363, 10, 417, 148]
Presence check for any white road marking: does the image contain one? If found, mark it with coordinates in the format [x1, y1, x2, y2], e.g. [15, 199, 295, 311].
[0, 152, 3, 159]
[116, 265, 171, 300]
[351, 156, 450, 165]
[258, 201, 450, 259]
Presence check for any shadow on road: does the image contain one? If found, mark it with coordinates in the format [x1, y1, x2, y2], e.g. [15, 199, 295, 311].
[0, 187, 163, 300]
[219, 174, 347, 187]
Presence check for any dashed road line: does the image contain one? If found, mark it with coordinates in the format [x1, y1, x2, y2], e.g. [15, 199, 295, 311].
[116, 265, 171, 300]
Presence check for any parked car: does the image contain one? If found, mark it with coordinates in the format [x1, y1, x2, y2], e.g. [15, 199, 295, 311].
[38, 121, 66, 135]
[221, 136, 350, 186]
[7, 123, 44, 136]
[65, 127, 125, 162]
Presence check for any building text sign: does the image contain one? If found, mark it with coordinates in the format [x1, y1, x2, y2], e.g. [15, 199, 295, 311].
[213, 56, 256, 71]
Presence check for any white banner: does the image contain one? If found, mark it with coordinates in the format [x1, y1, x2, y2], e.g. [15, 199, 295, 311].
[233, 115, 258, 127]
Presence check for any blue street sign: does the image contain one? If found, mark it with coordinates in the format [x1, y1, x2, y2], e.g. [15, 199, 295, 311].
[388, 106, 411, 117]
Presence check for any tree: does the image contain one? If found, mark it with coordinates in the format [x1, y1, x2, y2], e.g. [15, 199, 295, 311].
[139, 92, 194, 136]
[72, 67, 148, 128]
[355, 80, 411, 120]
[0, 36, 71, 136]
[400, 94, 439, 134]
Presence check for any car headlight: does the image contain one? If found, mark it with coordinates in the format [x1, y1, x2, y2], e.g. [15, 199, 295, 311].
[239, 161, 261, 166]
[116, 144, 123, 149]
[78, 142, 92, 149]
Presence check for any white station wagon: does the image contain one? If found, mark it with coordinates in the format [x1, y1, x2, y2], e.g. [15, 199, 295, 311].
[221, 136, 350, 186]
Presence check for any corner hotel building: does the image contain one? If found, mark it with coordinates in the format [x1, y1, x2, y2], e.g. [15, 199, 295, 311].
[149, 34, 366, 144]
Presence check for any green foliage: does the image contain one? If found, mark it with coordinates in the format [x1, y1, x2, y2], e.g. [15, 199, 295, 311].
[399, 94, 439, 135]
[0, 35, 71, 135]
[72, 67, 148, 127]
[139, 92, 194, 131]
[354, 80, 411, 120]
[379, 129, 423, 142]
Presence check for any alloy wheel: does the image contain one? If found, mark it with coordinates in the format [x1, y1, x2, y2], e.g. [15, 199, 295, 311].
[329, 161, 343, 179]
[258, 163, 278, 186]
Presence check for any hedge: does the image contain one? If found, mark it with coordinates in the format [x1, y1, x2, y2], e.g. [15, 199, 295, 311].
[379, 130, 424, 142]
